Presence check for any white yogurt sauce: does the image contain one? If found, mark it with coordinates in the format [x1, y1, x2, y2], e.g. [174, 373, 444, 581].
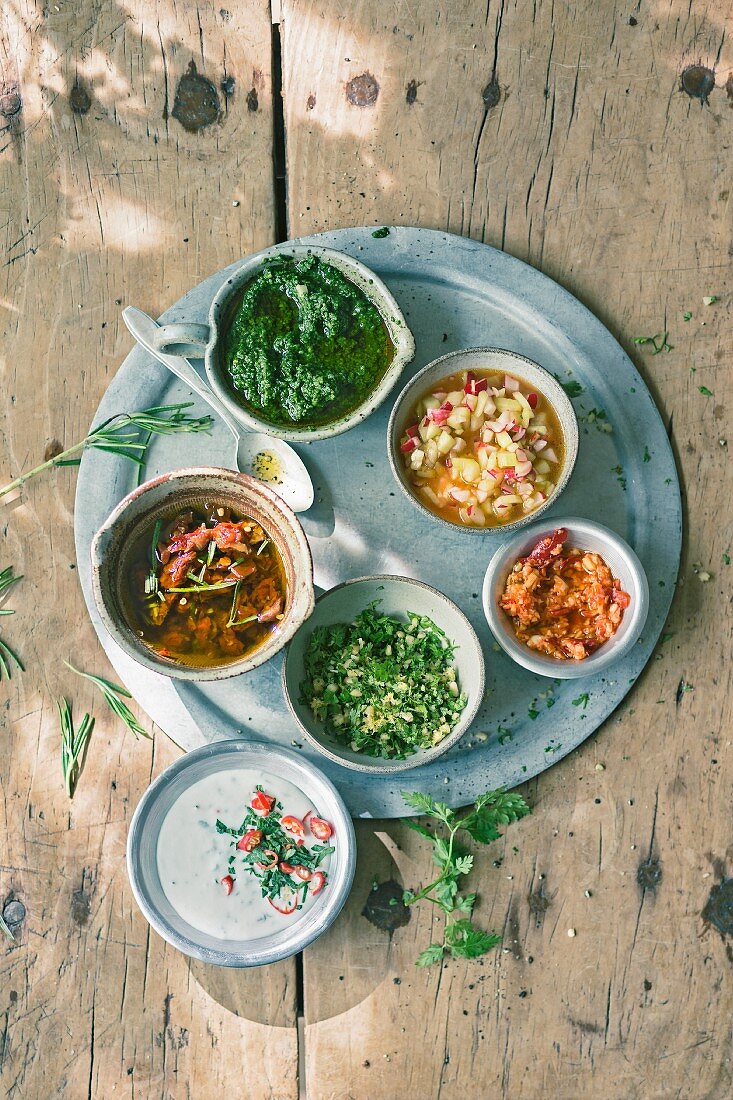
[156, 767, 329, 941]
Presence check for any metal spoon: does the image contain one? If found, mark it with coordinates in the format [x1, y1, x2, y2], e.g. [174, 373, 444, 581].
[122, 307, 314, 513]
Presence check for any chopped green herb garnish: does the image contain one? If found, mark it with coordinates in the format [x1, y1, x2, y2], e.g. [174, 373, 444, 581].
[572, 693, 589, 709]
[723, 552, 730, 566]
[643, 446, 651, 463]
[683, 311, 693, 322]
[528, 708, 539, 721]
[401, 788, 530, 966]
[497, 726, 513, 745]
[699, 385, 714, 397]
[372, 226, 390, 238]
[300, 601, 467, 759]
[703, 296, 719, 306]
[552, 375, 584, 399]
[634, 332, 674, 355]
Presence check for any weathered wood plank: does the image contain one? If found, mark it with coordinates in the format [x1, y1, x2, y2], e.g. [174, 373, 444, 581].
[0, 3, 298, 1097]
[282, 1, 733, 1096]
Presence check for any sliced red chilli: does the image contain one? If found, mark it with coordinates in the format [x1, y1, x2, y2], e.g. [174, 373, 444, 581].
[294, 866, 312, 882]
[220, 875, 234, 895]
[309, 816, 334, 842]
[268, 890, 298, 915]
[255, 850, 279, 871]
[281, 815, 305, 839]
[310, 871, 327, 896]
[526, 527, 568, 567]
[236, 828, 263, 852]
[251, 790, 276, 817]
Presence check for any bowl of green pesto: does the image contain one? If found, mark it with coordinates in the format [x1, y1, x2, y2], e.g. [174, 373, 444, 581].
[282, 575, 486, 774]
[152, 246, 415, 442]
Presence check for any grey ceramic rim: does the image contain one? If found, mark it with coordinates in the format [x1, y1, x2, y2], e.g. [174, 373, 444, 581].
[481, 517, 650, 680]
[90, 466, 315, 682]
[126, 739, 356, 967]
[281, 574, 486, 774]
[73, 226, 682, 817]
[203, 244, 416, 442]
[387, 347, 579, 535]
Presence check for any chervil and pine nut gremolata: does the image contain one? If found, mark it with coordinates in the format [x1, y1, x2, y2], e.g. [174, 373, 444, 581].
[156, 768, 334, 939]
[399, 369, 565, 528]
[499, 528, 631, 660]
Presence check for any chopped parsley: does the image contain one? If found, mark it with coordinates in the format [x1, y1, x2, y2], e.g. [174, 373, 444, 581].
[371, 226, 391, 238]
[699, 385, 714, 397]
[572, 692, 590, 709]
[683, 311, 693, 322]
[634, 332, 674, 354]
[552, 375, 584, 399]
[300, 602, 467, 759]
[497, 726, 513, 745]
[643, 446, 651, 463]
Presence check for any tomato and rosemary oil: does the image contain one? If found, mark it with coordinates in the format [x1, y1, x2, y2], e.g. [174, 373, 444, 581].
[125, 503, 287, 668]
[216, 786, 334, 914]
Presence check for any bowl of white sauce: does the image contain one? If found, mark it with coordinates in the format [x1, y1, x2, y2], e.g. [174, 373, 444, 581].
[126, 739, 356, 966]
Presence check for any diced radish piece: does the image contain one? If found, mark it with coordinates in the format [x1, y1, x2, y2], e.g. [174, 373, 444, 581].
[437, 430, 454, 455]
[451, 437, 466, 454]
[493, 498, 513, 517]
[446, 390, 464, 406]
[485, 411, 512, 433]
[424, 422, 441, 441]
[421, 486, 440, 506]
[527, 392, 538, 408]
[449, 487, 471, 503]
[476, 488, 489, 504]
[533, 438, 547, 452]
[515, 460, 533, 477]
[543, 447, 558, 463]
[517, 481, 533, 498]
[410, 449, 424, 469]
[463, 393, 478, 411]
[515, 448, 527, 462]
[504, 375, 520, 391]
[400, 437, 417, 453]
[512, 426, 526, 440]
[423, 395, 441, 411]
[405, 423, 419, 438]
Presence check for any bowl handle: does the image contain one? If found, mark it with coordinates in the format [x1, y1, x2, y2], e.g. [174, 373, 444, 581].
[146, 323, 211, 358]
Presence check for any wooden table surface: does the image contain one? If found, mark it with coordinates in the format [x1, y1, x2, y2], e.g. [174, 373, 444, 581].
[2, 2, 732, 1097]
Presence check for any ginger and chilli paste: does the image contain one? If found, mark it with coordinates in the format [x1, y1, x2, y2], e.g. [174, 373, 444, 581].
[126, 504, 286, 666]
[399, 368, 565, 527]
[500, 528, 631, 660]
[156, 768, 334, 939]
[222, 255, 394, 428]
[300, 601, 467, 759]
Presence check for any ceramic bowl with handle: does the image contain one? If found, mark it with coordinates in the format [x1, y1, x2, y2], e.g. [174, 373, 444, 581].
[482, 517, 649, 679]
[282, 574, 486, 773]
[145, 245, 416, 442]
[91, 467, 315, 682]
[387, 347, 579, 534]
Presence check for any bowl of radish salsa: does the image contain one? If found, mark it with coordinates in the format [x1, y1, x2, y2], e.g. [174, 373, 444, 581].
[388, 349, 578, 533]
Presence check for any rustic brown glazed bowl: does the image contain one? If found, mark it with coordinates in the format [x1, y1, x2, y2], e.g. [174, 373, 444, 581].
[91, 467, 315, 682]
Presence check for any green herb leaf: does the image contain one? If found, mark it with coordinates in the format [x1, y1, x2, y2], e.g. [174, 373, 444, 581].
[699, 385, 714, 397]
[572, 692, 590, 709]
[416, 942, 446, 967]
[58, 698, 95, 798]
[64, 662, 150, 740]
[0, 912, 14, 942]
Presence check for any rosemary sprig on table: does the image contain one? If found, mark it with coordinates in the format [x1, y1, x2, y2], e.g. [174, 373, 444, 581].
[65, 662, 150, 740]
[58, 698, 95, 798]
[0, 566, 24, 681]
[401, 788, 530, 967]
[0, 403, 213, 500]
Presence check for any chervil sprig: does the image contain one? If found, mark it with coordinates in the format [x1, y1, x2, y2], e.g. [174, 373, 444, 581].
[401, 787, 531, 967]
[0, 403, 213, 500]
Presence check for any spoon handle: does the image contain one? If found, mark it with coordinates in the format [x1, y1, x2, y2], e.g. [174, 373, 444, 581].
[122, 307, 243, 443]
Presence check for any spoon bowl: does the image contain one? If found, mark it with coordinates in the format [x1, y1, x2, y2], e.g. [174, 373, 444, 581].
[122, 308, 314, 513]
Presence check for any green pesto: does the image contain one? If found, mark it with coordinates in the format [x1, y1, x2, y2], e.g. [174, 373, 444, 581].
[222, 255, 394, 427]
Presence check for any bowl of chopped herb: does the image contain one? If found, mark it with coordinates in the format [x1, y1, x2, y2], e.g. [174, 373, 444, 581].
[282, 576, 485, 773]
[145, 245, 415, 442]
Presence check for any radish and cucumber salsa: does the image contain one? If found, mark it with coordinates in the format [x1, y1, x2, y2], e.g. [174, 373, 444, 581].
[156, 768, 335, 939]
[399, 368, 565, 527]
[300, 602, 467, 759]
[222, 255, 395, 428]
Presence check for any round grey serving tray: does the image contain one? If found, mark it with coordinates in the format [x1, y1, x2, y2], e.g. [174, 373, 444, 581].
[74, 227, 681, 818]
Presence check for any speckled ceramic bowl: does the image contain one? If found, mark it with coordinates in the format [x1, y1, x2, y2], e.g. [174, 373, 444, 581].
[143, 245, 415, 442]
[127, 740, 356, 967]
[91, 467, 315, 682]
[482, 517, 649, 679]
[282, 575, 486, 774]
[387, 347, 579, 534]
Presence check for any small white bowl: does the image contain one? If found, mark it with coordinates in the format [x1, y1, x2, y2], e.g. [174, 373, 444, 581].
[127, 740, 356, 967]
[387, 347, 579, 535]
[482, 517, 649, 679]
[282, 575, 485, 773]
